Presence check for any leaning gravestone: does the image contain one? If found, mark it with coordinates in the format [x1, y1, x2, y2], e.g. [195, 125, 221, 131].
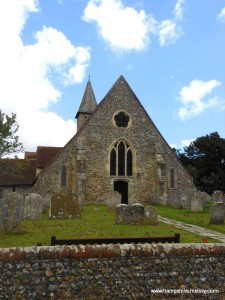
[116, 203, 144, 224]
[144, 206, 158, 224]
[210, 202, 225, 224]
[23, 193, 43, 220]
[50, 193, 81, 218]
[0, 192, 23, 232]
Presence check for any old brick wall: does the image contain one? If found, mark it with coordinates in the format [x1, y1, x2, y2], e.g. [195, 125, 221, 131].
[0, 243, 224, 299]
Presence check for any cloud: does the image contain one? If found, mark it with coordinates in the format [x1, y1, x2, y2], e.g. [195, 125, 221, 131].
[82, 0, 156, 52]
[178, 79, 223, 120]
[158, 0, 184, 46]
[0, 1, 90, 156]
[83, 0, 184, 51]
[181, 139, 194, 147]
[158, 20, 183, 46]
[217, 7, 225, 23]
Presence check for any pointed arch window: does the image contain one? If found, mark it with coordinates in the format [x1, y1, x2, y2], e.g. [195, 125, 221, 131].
[110, 141, 133, 176]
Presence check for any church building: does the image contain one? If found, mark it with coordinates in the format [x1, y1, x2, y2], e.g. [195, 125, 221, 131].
[33, 75, 196, 206]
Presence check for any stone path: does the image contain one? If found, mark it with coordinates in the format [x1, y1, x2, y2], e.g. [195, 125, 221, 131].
[158, 216, 225, 243]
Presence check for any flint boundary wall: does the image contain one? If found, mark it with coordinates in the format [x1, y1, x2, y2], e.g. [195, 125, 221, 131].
[0, 243, 225, 299]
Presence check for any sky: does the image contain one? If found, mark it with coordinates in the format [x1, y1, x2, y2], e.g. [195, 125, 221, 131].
[0, 0, 225, 157]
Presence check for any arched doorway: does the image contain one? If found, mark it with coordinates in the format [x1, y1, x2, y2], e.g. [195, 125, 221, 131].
[114, 181, 128, 204]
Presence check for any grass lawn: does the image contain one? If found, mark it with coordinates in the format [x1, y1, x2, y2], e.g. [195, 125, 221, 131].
[153, 202, 225, 234]
[0, 204, 220, 248]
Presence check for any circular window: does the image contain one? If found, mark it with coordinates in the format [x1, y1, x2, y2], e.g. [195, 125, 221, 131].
[114, 111, 130, 128]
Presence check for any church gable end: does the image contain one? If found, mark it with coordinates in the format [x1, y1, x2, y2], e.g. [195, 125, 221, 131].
[33, 76, 196, 207]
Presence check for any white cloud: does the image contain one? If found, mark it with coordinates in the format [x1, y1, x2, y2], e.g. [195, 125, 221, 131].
[83, 0, 185, 51]
[83, 0, 156, 52]
[158, 20, 183, 46]
[181, 139, 193, 147]
[158, 0, 184, 46]
[178, 79, 223, 120]
[217, 7, 225, 23]
[0, 1, 91, 156]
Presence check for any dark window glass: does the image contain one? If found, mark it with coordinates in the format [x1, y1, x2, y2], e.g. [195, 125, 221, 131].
[110, 148, 116, 175]
[127, 149, 132, 176]
[118, 142, 125, 175]
[61, 165, 67, 187]
[114, 112, 129, 127]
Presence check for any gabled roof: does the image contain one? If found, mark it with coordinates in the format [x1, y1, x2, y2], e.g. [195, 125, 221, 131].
[36, 146, 62, 168]
[0, 159, 36, 186]
[75, 79, 97, 118]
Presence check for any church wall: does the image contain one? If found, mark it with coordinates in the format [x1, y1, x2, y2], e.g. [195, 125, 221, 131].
[75, 78, 195, 205]
[32, 77, 196, 206]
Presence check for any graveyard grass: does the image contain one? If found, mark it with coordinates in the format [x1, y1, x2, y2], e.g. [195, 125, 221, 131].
[0, 204, 221, 248]
[153, 202, 225, 233]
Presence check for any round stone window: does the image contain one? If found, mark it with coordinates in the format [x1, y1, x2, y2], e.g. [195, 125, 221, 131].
[113, 111, 131, 128]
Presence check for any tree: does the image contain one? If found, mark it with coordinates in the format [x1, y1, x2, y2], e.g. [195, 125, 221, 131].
[0, 110, 24, 158]
[177, 132, 225, 195]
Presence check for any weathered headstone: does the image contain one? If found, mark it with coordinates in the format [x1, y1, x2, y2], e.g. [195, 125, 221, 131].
[212, 190, 224, 204]
[50, 193, 81, 218]
[0, 192, 23, 232]
[209, 202, 225, 224]
[23, 193, 43, 220]
[116, 203, 144, 224]
[190, 191, 203, 212]
[106, 191, 121, 209]
[144, 206, 158, 224]
[43, 191, 55, 212]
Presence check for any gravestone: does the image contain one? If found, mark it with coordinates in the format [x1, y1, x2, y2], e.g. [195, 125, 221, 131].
[212, 190, 224, 204]
[43, 191, 55, 212]
[190, 192, 203, 212]
[50, 193, 81, 218]
[116, 203, 144, 224]
[209, 202, 225, 224]
[0, 192, 23, 232]
[106, 191, 121, 209]
[144, 206, 158, 224]
[23, 193, 43, 220]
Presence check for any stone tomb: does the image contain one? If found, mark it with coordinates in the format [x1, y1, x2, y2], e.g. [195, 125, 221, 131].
[0, 192, 23, 232]
[210, 202, 225, 224]
[23, 193, 43, 220]
[116, 204, 145, 225]
[50, 193, 81, 218]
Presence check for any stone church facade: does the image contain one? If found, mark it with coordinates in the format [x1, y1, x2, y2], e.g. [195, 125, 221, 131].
[33, 76, 196, 206]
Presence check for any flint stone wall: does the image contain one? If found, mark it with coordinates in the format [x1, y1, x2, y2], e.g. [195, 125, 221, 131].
[0, 244, 224, 299]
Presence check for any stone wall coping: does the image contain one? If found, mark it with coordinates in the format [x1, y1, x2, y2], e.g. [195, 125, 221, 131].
[0, 243, 225, 261]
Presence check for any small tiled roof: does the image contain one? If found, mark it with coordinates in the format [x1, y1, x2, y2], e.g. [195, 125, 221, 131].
[24, 151, 37, 160]
[36, 146, 63, 168]
[0, 159, 36, 186]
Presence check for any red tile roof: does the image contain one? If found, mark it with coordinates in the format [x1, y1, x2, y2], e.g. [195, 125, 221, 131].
[0, 159, 36, 186]
[36, 146, 62, 168]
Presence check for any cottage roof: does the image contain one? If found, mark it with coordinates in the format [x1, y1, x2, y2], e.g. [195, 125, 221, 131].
[36, 146, 62, 168]
[75, 79, 97, 118]
[0, 159, 36, 186]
